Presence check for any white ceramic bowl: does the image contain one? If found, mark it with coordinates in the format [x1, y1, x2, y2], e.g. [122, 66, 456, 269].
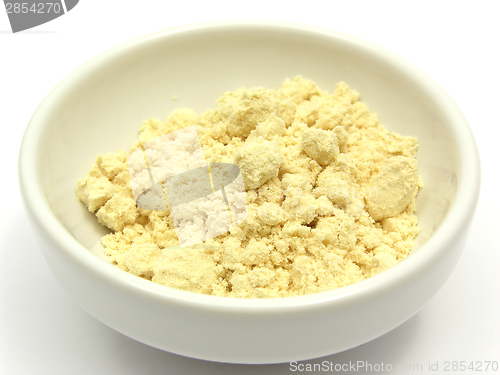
[19, 21, 480, 364]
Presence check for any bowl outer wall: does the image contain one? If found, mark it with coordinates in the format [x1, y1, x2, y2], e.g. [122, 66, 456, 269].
[25, 211, 474, 364]
[18, 21, 481, 364]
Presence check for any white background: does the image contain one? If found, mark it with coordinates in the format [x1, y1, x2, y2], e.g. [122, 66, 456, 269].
[1, 1, 499, 374]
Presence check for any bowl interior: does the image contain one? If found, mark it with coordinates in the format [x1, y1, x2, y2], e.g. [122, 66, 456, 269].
[33, 24, 460, 259]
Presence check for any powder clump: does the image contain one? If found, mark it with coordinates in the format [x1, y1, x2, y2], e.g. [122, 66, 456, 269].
[77, 76, 422, 298]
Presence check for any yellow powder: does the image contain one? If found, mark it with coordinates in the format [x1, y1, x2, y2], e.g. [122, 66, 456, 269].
[77, 76, 422, 298]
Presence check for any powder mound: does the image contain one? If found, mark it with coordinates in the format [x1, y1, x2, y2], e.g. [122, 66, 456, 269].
[365, 156, 420, 221]
[77, 76, 422, 298]
[301, 128, 339, 166]
[234, 138, 283, 190]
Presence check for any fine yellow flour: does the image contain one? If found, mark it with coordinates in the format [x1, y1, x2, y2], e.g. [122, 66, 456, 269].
[77, 76, 422, 298]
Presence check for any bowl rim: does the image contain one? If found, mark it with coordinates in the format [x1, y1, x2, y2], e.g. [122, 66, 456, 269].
[18, 20, 481, 313]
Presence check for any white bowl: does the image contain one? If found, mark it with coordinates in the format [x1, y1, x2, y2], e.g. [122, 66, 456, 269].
[18, 21, 480, 364]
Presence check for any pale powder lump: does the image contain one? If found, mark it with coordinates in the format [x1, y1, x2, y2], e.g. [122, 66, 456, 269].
[77, 76, 422, 298]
